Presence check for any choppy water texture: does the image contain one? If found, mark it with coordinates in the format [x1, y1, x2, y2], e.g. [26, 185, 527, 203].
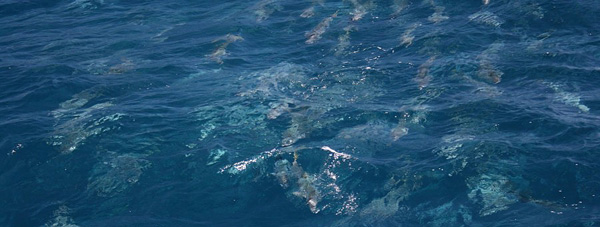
[1, 0, 600, 226]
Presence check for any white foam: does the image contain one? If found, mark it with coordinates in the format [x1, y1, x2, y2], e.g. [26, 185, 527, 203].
[321, 146, 352, 160]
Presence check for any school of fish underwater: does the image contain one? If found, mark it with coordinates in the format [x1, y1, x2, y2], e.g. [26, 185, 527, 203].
[1, 0, 600, 226]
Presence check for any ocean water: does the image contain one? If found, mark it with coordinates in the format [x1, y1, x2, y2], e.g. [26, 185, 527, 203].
[1, 0, 600, 226]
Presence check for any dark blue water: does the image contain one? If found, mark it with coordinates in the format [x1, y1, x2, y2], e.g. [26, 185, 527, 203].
[2, 0, 600, 226]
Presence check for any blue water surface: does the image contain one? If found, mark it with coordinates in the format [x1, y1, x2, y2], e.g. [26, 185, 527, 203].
[1, 0, 600, 226]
